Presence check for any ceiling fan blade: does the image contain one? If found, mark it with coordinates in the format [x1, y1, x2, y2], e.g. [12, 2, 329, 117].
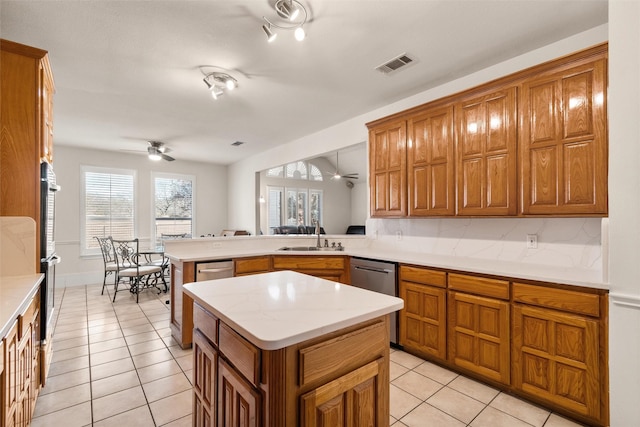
[161, 153, 175, 161]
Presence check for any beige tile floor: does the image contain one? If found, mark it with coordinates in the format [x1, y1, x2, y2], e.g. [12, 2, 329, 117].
[31, 283, 587, 427]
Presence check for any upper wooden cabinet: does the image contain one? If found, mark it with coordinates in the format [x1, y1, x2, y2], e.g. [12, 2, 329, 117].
[408, 105, 455, 216]
[368, 119, 407, 217]
[367, 43, 608, 218]
[456, 87, 517, 215]
[520, 57, 608, 215]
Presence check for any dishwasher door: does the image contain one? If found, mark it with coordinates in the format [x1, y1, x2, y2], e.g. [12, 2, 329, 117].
[350, 257, 398, 344]
[195, 260, 234, 281]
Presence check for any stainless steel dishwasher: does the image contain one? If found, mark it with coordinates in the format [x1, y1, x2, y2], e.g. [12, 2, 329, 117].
[350, 257, 398, 344]
[195, 260, 234, 281]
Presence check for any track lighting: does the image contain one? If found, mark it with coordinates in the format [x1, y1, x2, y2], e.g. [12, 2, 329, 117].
[262, 0, 308, 43]
[202, 71, 238, 100]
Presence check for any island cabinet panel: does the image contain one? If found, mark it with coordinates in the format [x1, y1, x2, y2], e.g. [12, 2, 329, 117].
[456, 87, 517, 215]
[234, 256, 271, 276]
[368, 119, 407, 217]
[191, 300, 391, 427]
[4, 321, 19, 427]
[407, 105, 456, 216]
[398, 265, 447, 361]
[170, 260, 196, 349]
[272, 256, 349, 284]
[520, 57, 607, 215]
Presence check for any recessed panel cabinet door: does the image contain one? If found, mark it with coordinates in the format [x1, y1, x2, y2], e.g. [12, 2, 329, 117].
[456, 88, 517, 215]
[520, 58, 607, 215]
[368, 120, 407, 217]
[193, 330, 217, 427]
[407, 105, 455, 216]
[218, 358, 261, 427]
[512, 304, 600, 420]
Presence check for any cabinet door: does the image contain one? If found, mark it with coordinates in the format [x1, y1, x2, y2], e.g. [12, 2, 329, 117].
[218, 358, 261, 427]
[512, 304, 600, 420]
[456, 88, 517, 215]
[520, 58, 607, 215]
[407, 105, 455, 216]
[300, 358, 385, 427]
[170, 262, 184, 331]
[448, 291, 510, 384]
[4, 322, 18, 427]
[193, 330, 217, 427]
[399, 281, 447, 360]
[40, 60, 55, 164]
[368, 120, 407, 217]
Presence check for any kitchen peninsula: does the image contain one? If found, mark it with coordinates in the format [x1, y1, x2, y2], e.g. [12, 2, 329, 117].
[183, 270, 403, 426]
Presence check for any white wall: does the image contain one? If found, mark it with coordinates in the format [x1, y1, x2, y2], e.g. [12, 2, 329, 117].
[608, 1, 640, 425]
[54, 145, 227, 286]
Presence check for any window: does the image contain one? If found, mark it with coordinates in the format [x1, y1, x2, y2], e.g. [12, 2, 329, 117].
[266, 160, 323, 182]
[81, 166, 136, 256]
[267, 186, 322, 233]
[153, 173, 194, 246]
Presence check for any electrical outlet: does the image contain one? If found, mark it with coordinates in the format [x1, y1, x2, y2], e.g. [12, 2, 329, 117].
[212, 242, 222, 248]
[396, 230, 402, 241]
[526, 234, 538, 249]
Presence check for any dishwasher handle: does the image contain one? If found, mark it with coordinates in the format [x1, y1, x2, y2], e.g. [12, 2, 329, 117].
[198, 267, 233, 274]
[352, 265, 393, 274]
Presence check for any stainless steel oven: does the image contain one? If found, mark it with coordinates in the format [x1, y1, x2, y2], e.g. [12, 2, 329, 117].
[40, 161, 61, 342]
[350, 257, 398, 344]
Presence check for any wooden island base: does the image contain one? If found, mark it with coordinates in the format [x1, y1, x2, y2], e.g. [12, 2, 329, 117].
[192, 302, 391, 426]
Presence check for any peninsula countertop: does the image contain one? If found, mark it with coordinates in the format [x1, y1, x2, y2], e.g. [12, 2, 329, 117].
[183, 270, 404, 350]
[0, 274, 44, 338]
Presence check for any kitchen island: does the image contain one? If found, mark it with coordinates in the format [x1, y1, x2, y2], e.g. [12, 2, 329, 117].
[183, 270, 404, 426]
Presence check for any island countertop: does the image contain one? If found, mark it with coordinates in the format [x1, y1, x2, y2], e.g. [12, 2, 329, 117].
[182, 270, 404, 350]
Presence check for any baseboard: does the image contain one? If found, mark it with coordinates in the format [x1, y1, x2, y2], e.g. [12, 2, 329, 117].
[56, 271, 103, 287]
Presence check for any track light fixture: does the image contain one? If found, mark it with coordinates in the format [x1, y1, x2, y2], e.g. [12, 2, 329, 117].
[202, 72, 238, 100]
[262, 0, 308, 42]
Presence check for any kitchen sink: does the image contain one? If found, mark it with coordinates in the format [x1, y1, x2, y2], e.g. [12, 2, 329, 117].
[277, 246, 343, 251]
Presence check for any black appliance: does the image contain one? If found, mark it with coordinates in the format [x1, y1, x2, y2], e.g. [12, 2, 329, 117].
[40, 161, 61, 342]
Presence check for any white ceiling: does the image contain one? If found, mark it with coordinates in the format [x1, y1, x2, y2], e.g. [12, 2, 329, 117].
[1, 0, 607, 166]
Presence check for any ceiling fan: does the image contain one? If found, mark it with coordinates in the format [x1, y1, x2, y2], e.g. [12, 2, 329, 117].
[328, 151, 358, 180]
[146, 141, 175, 162]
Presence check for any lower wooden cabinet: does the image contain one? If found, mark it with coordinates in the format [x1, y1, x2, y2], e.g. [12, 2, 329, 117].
[4, 321, 19, 427]
[398, 265, 447, 360]
[192, 302, 390, 427]
[272, 255, 349, 284]
[448, 290, 510, 385]
[234, 256, 271, 276]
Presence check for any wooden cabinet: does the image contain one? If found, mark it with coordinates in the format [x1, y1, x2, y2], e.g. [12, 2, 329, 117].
[368, 119, 407, 217]
[367, 43, 607, 218]
[0, 39, 55, 265]
[512, 282, 606, 425]
[398, 265, 447, 360]
[2, 290, 40, 427]
[191, 302, 390, 427]
[448, 273, 510, 385]
[234, 256, 271, 276]
[456, 87, 517, 215]
[170, 260, 196, 349]
[520, 56, 608, 215]
[272, 255, 349, 283]
[407, 105, 455, 216]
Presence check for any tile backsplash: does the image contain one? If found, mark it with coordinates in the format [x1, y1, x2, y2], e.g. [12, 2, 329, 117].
[368, 217, 603, 276]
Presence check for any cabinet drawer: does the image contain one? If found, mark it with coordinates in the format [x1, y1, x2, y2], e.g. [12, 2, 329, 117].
[513, 282, 600, 317]
[298, 318, 387, 388]
[234, 257, 271, 275]
[448, 273, 509, 300]
[400, 265, 446, 288]
[193, 303, 219, 346]
[18, 293, 39, 340]
[273, 256, 345, 270]
[219, 323, 260, 386]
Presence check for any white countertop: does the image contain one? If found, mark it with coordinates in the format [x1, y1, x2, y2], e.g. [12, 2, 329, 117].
[0, 274, 43, 338]
[165, 237, 606, 290]
[183, 270, 404, 350]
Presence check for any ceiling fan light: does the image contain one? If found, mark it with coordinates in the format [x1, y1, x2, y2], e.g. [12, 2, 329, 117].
[225, 78, 236, 91]
[294, 26, 305, 41]
[148, 148, 162, 161]
[262, 24, 277, 42]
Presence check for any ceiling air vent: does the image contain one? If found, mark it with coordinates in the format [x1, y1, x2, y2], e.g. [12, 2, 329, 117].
[375, 53, 415, 75]
[231, 141, 245, 146]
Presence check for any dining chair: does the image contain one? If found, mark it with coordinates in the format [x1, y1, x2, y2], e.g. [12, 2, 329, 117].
[110, 237, 166, 303]
[95, 236, 118, 295]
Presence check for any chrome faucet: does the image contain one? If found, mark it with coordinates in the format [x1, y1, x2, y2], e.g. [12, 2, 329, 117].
[315, 222, 321, 248]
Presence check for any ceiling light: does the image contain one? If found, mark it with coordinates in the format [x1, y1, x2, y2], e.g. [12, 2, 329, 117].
[148, 147, 162, 161]
[202, 71, 238, 100]
[262, 24, 277, 42]
[262, 0, 308, 42]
